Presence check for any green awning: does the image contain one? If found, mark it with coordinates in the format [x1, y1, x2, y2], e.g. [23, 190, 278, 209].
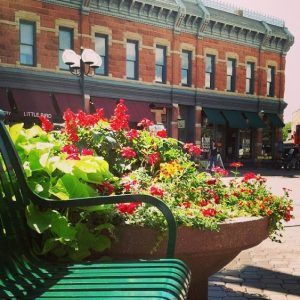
[222, 110, 248, 129]
[203, 108, 226, 125]
[244, 112, 266, 128]
[266, 113, 285, 128]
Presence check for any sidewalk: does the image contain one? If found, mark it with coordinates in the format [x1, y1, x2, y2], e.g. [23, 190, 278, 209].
[208, 169, 300, 300]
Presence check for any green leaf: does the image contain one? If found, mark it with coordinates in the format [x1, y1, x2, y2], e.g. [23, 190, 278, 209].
[41, 237, 59, 255]
[51, 215, 77, 241]
[93, 235, 111, 252]
[26, 125, 44, 139]
[49, 174, 97, 200]
[56, 160, 74, 174]
[9, 123, 24, 143]
[25, 203, 56, 234]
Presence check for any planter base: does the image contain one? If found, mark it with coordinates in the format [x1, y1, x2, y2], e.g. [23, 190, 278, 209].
[109, 216, 269, 299]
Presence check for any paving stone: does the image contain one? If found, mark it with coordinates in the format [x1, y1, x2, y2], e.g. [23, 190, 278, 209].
[208, 290, 227, 297]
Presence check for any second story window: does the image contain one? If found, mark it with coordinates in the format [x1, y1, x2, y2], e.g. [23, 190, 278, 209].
[181, 50, 192, 86]
[227, 58, 236, 92]
[59, 27, 73, 70]
[205, 55, 215, 89]
[267, 66, 275, 97]
[126, 40, 138, 80]
[95, 34, 108, 76]
[155, 45, 166, 83]
[246, 62, 255, 94]
[20, 20, 36, 66]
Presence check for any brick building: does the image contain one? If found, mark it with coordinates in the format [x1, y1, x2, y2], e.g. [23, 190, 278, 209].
[0, 0, 294, 164]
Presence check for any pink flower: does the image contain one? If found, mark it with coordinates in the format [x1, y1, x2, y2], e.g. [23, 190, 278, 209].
[183, 143, 202, 156]
[122, 180, 137, 192]
[230, 162, 243, 168]
[126, 129, 140, 140]
[61, 144, 78, 155]
[211, 167, 228, 176]
[121, 147, 137, 159]
[138, 118, 154, 129]
[243, 172, 257, 182]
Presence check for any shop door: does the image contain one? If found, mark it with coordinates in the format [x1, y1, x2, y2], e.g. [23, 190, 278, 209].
[225, 128, 238, 161]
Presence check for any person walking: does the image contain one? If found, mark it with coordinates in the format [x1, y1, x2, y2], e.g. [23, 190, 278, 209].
[208, 139, 218, 170]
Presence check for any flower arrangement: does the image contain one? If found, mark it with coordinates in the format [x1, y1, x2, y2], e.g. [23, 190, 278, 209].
[10, 100, 293, 261]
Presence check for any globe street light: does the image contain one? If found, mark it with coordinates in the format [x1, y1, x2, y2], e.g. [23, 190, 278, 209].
[62, 47, 102, 113]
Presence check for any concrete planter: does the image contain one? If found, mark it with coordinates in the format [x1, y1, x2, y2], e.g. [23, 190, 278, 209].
[109, 216, 269, 300]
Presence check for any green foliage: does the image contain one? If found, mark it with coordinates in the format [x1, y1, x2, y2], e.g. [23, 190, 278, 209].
[282, 122, 291, 141]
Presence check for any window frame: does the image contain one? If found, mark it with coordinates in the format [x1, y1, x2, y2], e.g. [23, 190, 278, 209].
[267, 66, 275, 97]
[205, 54, 215, 89]
[58, 26, 74, 70]
[126, 40, 139, 80]
[181, 50, 192, 87]
[155, 45, 167, 84]
[226, 58, 236, 92]
[95, 33, 108, 76]
[19, 20, 36, 66]
[246, 62, 255, 94]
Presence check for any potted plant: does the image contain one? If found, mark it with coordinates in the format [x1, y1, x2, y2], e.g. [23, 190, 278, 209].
[11, 100, 293, 299]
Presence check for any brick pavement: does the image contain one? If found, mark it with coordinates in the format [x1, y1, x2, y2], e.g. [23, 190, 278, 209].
[208, 169, 300, 300]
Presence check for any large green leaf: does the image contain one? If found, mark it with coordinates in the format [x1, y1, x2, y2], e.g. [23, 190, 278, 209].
[49, 174, 97, 200]
[9, 123, 24, 144]
[51, 214, 77, 241]
[26, 125, 44, 139]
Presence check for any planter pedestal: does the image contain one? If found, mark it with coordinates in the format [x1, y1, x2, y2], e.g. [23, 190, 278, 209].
[109, 216, 269, 300]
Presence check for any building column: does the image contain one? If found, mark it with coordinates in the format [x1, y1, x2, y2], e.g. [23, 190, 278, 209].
[195, 106, 202, 146]
[254, 128, 263, 161]
[170, 104, 179, 139]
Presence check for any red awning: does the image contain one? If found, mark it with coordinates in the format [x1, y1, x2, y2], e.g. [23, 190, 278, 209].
[11, 89, 56, 120]
[54, 93, 83, 114]
[0, 88, 10, 113]
[91, 97, 117, 119]
[123, 100, 154, 123]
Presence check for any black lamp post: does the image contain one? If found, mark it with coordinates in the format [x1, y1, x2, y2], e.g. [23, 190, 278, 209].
[62, 47, 102, 113]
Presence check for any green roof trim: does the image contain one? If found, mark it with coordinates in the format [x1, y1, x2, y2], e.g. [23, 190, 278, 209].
[244, 112, 266, 128]
[222, 110, 248, 129]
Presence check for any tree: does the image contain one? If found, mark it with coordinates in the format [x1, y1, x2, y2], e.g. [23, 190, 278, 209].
[282, 122, 291, 141]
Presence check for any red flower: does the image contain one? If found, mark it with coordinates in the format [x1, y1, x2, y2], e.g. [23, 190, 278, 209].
[150, 186, 164, 198]
[206, 178, 217, 185]
[183, 143, 202, 156]
[126, 129, 139, 140]
[66, 153, 80, 160]
[148, 152, 160, 165]
[199, 200, 209, 207]
[110, 99, 129, 131]
[181, 201, 191, 209]
[156, 129, 167, 138]
[121, 147, 137, 159]
[138, 118, 154, 129]
[81, 148, 94, 156]
[116, 202, 140, 214]
[243, 172, 257, 182]
[230, 162, 243, 168]
[122, 180, 137, 192]
[211, 167, 228, 176]
[97, 182, 115, 195]
[61, 144, 78, 155]
[201, 208, 217, 217]
[39, 115, 54, 132]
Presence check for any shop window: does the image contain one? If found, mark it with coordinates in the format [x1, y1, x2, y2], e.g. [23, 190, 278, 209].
[126, 40, 138, 80]
[181, 50, 192, 86]
[262, 128, 273, 159]
[239, 130, 252, 159]
[95, 34, 108, 76]
[267, 66, 275, 97]
[205, 55, 215, 89]
[20, 20, 36, 66]
[59, 27, 73, 70]
[155, 45, 167, 83]
[246, 62, 254, 94]
[226, 58, 236, 92]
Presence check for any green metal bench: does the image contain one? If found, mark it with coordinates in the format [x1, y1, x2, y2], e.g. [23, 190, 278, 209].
[0, 111, 191, 299]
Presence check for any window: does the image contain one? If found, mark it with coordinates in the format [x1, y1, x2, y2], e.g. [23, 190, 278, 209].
[226, 58, 236, 92]
[267, 66, 275, 97]
[59, 27, 73, 70]
[126, 40, 138, 80]
[205, 55, 215, 89]
[20, 20, 36, 66]
[181, 50, 192, 86]
[95, 34, 108, 76]
[246, 62, 255, 94]
[155, 45, 166, 83]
